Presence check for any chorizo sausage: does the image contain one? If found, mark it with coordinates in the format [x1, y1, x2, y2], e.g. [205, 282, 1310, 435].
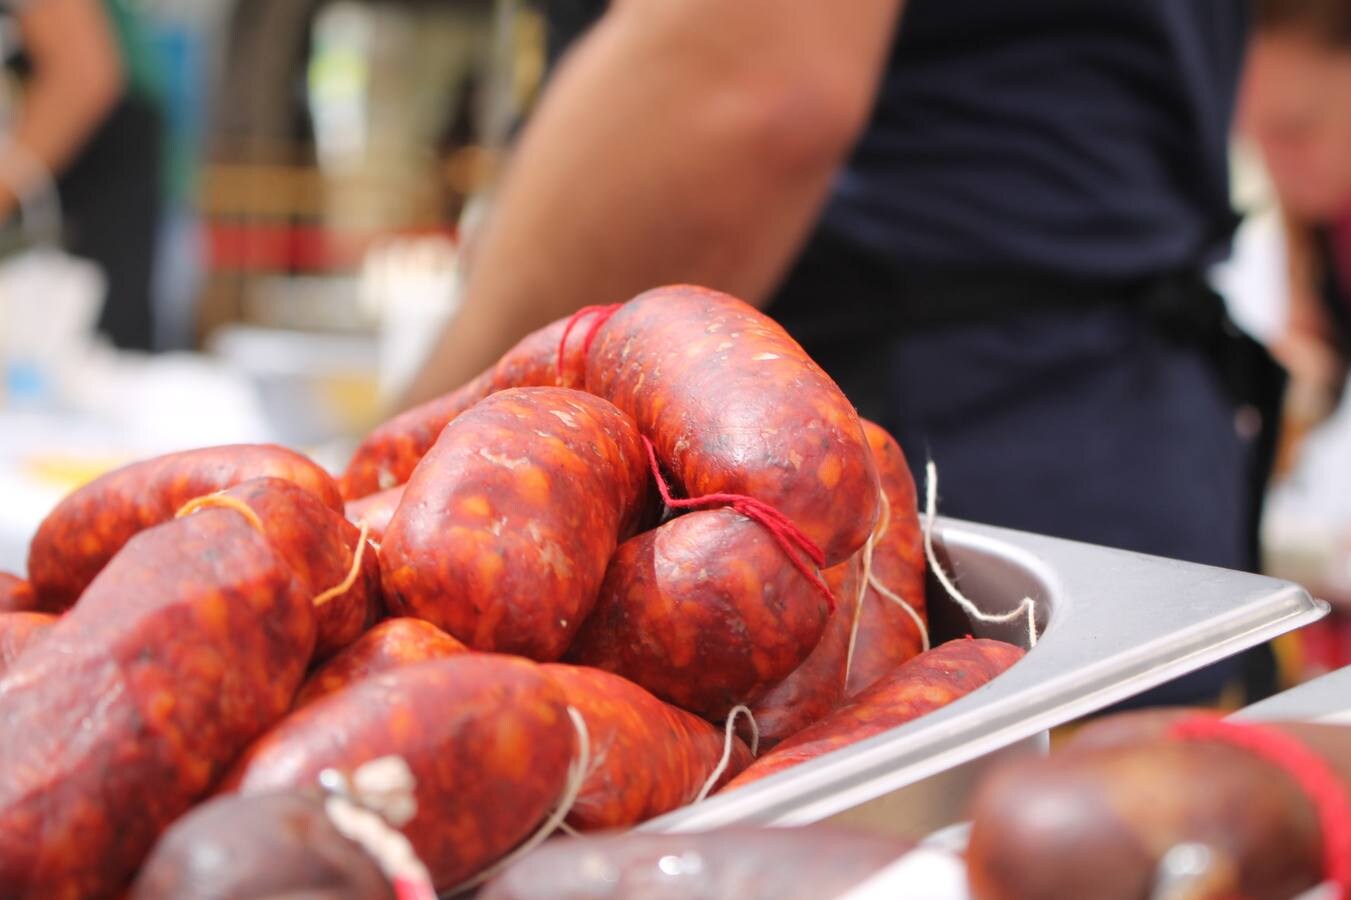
[381, 387, 649, 660]
[339, 314, 594, 499]
[0, 611, 57, 676]
[293, 617, 469, 709]
[0, 510, 314, 899]
[185, 477, 382, 660]
[0, 573, 35, 613]
[223, 655, 575, 891]
[130, 791, 395, 900]
[345, 484, 404, 544]
[844, 419, 927, 697]
[479, 826, 914, 900]
[585, 285, 879, 566]
[540, 663, 752, 829]
[27, 443, 342, 612]
[725, 638, 1024, 789]
[567, 507, 832, 721]
[966, 712, 1351, 900]
[746, 556, 862, 749]
[748, 421, 926, 746]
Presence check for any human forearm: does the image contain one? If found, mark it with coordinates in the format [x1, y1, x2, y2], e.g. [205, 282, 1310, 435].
[0, 0, 124, 217]
[398, 0, 902, 409]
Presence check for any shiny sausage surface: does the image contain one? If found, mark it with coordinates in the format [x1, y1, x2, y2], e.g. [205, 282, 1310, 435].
[568, 507, 832, 721]
[726, 639, 1023, 789]
[0, 511, 314, 899]
[224, 655, 575, 891]
[381, 387, 648, 660]
[27, 444, 341, 611]
[541, 663, 752, 829]
[586, 286, 879, 566]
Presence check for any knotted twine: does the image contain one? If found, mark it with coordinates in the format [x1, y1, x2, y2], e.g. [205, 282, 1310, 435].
[318, 756, 436, 900]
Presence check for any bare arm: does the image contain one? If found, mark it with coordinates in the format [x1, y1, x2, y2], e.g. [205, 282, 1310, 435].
[0, 0, 124, 217]
[398, 0, 904, 409]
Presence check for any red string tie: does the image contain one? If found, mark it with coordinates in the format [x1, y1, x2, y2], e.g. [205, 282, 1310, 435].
[1170, 715, 1351, 900]
[557, 303, 623, 387]
[641, 436, 836, 612]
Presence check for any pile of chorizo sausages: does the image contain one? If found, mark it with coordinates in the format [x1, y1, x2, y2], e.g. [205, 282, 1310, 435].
[0, 285, 1029, 899]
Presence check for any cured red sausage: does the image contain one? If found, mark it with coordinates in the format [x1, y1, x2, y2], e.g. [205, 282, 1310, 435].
[747, 556, 862, 749]
[585, 286, 879, 566]
[0, 573, 35, 613]
[130, 792, 395, 900]
[844, 420, 927, 696]
[749, 421, 926, 747]
[540, 663, 752, 829]
[725, 639, 1023, 789]
[966, 712, 1351, 900]
[293, 617, 469, 709]
[182, 477, 382, 660]
[567, 507, 832, 721]
[345, 485, 404, 544]
[0, 510, 314, 899]
[26, 444, 342, 612]
[381, 387, 649, 661]
[223, 655, 575, 891]
[0, 611, 57, 676]
[479, 826, 914, 900]
[339, 315, 595, 500]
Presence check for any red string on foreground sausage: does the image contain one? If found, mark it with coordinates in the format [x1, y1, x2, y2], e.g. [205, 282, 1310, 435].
[640, 436, 837, 612]
[1170, 716, 1351, 899]
[556, 303, 623, 385]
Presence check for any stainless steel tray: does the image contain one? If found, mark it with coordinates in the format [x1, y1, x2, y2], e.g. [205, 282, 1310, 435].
[643, 517, 1328, 838]
[1237, 665, 1351, 725]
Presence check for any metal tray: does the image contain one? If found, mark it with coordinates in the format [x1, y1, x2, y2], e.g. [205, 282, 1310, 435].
[643, 517, 1327, 839]
[1237, 665, 1351, 725]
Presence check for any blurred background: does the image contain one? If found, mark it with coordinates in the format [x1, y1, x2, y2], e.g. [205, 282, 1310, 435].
[0, 0, 1348, 685]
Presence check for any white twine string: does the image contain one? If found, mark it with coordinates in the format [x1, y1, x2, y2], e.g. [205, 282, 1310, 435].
[320, 756, 436, 900]
[845, 491, 932, 688]
[843, 537, 872, 683]
[695, 705, 759, 803]
[313, 521, 371, 608]
[923, 461, 1038, 648]
[445, 706, 592, 896]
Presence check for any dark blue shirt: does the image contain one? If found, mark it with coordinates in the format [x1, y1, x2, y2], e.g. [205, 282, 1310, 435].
[829, 0, 1248, 279]
[548, 0, 1249, 280]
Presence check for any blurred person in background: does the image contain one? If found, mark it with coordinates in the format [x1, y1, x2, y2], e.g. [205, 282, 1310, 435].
[0, 0, 164, 351]
[1242, 0, 1351, 424]
[404, 1, 1281, 704]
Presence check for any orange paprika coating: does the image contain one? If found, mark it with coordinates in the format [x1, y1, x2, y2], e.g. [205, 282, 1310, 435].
[726, 639, 1024, 790]
[293, 617, 469, 709]
[27, 444, 342, 612]
[585, 285, 880, 566]
[568, 508, 831, 722]
[223, 655, 575, 892]
[0, 573, 36, 613]
[541, 663, 753, 830]
[748, 556, 863, 749]
[0, 611, 57, 677]
[344, 484, 405, 544]
[0, 511, 315, 899]
[339, 314, 594, 500]
[203, 478, 383, 661]
[381, 387, 649, 661]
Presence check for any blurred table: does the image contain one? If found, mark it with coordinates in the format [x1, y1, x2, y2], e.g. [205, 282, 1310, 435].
[0, 346, 364, 575]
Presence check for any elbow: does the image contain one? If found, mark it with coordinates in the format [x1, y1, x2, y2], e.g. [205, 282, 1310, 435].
[721, 69, 875, 179]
